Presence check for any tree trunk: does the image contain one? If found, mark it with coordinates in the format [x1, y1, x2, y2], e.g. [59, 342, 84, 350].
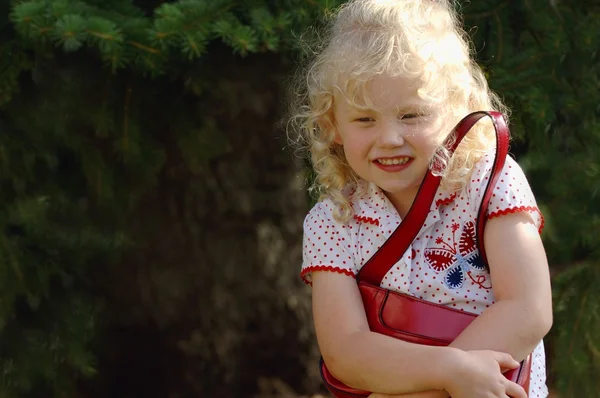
[86, 52, 321, 398]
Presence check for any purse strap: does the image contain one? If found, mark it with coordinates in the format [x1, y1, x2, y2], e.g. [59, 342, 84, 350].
[357, 111, 510, 286]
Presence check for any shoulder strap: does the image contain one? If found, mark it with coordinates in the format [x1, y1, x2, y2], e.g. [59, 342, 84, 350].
[357, 111, 509, 285]
[475, 115, 510, 268]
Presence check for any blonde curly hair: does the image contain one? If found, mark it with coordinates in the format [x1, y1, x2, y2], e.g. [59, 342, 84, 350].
[287, 0, 509, 222]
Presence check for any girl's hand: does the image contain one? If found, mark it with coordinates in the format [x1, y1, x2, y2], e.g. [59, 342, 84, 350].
[445, 350, 527, 398]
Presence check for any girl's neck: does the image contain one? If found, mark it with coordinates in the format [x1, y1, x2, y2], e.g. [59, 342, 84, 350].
[383, 187, 420, 219]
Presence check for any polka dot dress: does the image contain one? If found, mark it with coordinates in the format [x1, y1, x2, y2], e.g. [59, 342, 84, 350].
[301, 151, 548, 397]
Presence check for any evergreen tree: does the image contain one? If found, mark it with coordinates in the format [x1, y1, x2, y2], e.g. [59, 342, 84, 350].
[460, 2, 600, 395]
[0, 0, 598, 397]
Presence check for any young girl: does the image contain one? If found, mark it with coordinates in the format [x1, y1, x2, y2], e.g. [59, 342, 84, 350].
[288, 0, 553, 397]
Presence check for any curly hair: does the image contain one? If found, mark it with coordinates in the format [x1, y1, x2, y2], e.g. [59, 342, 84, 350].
[287, 0, 509, 222]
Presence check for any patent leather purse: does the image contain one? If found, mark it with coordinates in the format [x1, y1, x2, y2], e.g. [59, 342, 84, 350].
[320, 112, 532, 397]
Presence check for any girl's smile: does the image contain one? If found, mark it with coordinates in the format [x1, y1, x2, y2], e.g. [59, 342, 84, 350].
[373, 156, 414, 171]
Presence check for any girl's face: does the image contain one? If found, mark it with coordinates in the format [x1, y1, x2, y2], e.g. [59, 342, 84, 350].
[333, 75, 444, 214]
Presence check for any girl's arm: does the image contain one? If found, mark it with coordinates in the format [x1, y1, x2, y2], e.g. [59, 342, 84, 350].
[312, 271, 524, 396]
[447, 211, 553, 359]
[312, 271, 456, 394]
[369, 212, 552, 398]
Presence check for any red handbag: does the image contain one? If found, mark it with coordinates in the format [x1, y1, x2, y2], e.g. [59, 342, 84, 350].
[319, 112, 532, 397]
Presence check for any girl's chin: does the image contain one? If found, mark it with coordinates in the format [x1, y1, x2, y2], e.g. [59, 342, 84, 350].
[379, 184, 421, 197]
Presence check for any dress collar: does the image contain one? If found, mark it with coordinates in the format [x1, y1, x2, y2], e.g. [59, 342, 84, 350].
[351, 180, 457, 228]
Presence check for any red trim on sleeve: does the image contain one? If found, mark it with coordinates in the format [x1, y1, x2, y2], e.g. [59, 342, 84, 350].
[488, 206, 545, 234]
[300, 265, 357, 285]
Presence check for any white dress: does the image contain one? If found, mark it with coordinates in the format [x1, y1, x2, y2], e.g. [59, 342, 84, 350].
[301, 152, 549, 398]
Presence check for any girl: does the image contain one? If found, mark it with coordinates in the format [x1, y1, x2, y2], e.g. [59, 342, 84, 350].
[288, 0, 553, 397]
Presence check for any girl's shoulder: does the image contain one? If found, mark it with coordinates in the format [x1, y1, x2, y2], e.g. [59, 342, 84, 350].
[461, 150, 544, 232]
[304, 198, 338, 229]
[304, 180, 381, 230]
[469, 150, 527, 186]
[301, 188, 368, 285]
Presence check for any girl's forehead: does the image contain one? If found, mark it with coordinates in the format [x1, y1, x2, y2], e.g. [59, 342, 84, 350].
[335, 75, 430, 111]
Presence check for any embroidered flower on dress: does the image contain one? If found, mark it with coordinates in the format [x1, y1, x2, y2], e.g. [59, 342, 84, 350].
[424, 221, 489, 289]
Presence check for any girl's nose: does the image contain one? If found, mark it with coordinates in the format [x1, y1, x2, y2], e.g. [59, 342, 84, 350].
[378, 122, 405, 147]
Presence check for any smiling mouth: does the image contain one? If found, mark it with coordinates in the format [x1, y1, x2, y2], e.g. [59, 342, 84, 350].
[376, 157, 411, 166]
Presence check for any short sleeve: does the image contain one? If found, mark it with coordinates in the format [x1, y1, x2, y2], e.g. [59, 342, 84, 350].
[301, 200, 358, 285]
[470, 152, 544, 233]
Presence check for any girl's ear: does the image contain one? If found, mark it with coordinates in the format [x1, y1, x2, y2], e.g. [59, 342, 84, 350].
[333, 129, 343, 145]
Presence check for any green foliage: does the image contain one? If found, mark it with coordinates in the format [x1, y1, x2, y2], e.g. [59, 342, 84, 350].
[9, 0, 343, 75]
[551, 263, 600, 396]
[0, 42, 31, 106]
[463, 2, 600, 395]
[0, 193, 126, 395]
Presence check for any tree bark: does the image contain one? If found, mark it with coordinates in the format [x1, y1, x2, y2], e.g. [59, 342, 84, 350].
[89, 51, 321, 398]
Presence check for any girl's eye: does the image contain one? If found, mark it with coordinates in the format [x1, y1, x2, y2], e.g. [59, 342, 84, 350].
[400, 113, 423, 120]
[355, 117, 375, 123]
